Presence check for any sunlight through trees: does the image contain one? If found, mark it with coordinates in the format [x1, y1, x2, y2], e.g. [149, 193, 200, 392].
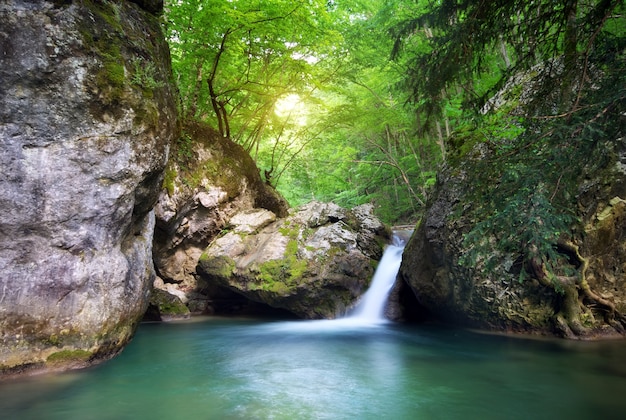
[164, 0, 624, 224]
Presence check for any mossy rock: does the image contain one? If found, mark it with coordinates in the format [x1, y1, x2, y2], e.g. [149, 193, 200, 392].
[46, 349, 92, 366]
[198, 254, 236, 280]
[148, 288, 191, 320]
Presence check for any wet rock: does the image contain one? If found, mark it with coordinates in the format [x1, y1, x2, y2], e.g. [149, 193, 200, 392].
[145, 288, 191, 322]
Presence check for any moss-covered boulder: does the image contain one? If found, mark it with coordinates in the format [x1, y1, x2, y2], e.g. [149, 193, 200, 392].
[145, 288, 191, 322]
[197, 202, 389, 319]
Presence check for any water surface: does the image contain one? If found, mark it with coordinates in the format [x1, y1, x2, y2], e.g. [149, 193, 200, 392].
[1, 317, 625, 419]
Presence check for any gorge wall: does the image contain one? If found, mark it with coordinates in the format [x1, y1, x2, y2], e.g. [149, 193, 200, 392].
[0, 0, 177, 376]
[399, 112, 626, 339]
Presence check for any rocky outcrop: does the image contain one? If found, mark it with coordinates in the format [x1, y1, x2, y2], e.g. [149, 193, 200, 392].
[197, 202, 389, 319]
[397, 46, 626, 339]
[0, 0, 177, 376]
[399, 138, 626, 338]
[143, 286, 190, 322]
[152, 121, 289, 315]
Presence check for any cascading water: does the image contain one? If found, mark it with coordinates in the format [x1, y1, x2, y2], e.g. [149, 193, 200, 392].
[345, 233, 407, 324]
[255, 231, 409, 332]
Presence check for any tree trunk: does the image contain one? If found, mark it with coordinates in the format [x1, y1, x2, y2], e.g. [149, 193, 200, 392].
[187, 61, 203, 119]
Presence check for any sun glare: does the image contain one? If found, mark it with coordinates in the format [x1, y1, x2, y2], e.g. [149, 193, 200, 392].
[275, 94, 307, 125]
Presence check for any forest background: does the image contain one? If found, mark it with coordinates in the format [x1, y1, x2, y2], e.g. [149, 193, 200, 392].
[163, 0, 625, 226]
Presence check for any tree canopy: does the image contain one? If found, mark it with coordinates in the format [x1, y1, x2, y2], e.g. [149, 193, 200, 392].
[163, 0, 625, 226]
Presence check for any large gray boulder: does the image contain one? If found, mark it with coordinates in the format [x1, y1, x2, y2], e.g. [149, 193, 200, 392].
[0, 1, 177, 376]
[197, 202, 389, 319]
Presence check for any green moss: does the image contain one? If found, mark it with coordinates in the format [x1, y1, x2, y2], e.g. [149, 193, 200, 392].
[286, 238, 299, 255]
[257, 259, 285, 284]
[157, 300, 189, 316]
[83, 0, 124, 32]
[77, 6, 129, 113]
[95, 62, 125, 102]
[46, 349, 92, 365]
[173, 121, 271, 199]
[279, 225, 301, 240]
[163, 167, 177, 195]
[79, 2, 126, 82]
[267, 281, 290, 294]
[147, 289, 190, 320]
[327, 246, 342, 258]
[199, 254, 236, 279]
[256, 239, 308, 292]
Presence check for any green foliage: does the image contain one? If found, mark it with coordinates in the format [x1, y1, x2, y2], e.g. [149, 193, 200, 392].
[392, 0, 622, 113]
[130, 58, 165, 90]
[164, 1, 624, 232]
[457, 46, 624, 280]
[175, 132, 194, 164]
[278, 224, 300, 241]
[386, 0, 625, 283]
[164, 0, 444, 224]
[166, 0, 340, 130]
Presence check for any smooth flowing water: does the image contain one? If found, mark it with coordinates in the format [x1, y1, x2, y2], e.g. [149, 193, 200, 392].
[1, 318, 626, 419]
[346, 234, 405, 323]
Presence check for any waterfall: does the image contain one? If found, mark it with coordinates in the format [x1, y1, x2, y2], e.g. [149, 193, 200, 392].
[263, 232, 409, 332]
[345, 233, 407, 324]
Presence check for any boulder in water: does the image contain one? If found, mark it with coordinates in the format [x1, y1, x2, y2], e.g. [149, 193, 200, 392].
[197, 202, 389, 319]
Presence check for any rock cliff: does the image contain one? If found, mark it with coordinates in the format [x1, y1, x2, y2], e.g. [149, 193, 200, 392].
[399, 122, 626, 339]
[0, 0, 177, 376]
[152, 121, 289, 316]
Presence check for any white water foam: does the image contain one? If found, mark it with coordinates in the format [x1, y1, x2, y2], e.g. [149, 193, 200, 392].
[261, 233, 408, 333]
[344, 234, 406, 324]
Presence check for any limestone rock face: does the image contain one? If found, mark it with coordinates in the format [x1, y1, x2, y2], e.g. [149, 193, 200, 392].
[153, 121, 289, 314]
[0, 1, 177, 375]
[197, 202, 389, 319]
[399, 166, 556, 333]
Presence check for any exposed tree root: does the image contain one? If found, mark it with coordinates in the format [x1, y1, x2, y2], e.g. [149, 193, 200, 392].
[530, 240, 626, 338]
